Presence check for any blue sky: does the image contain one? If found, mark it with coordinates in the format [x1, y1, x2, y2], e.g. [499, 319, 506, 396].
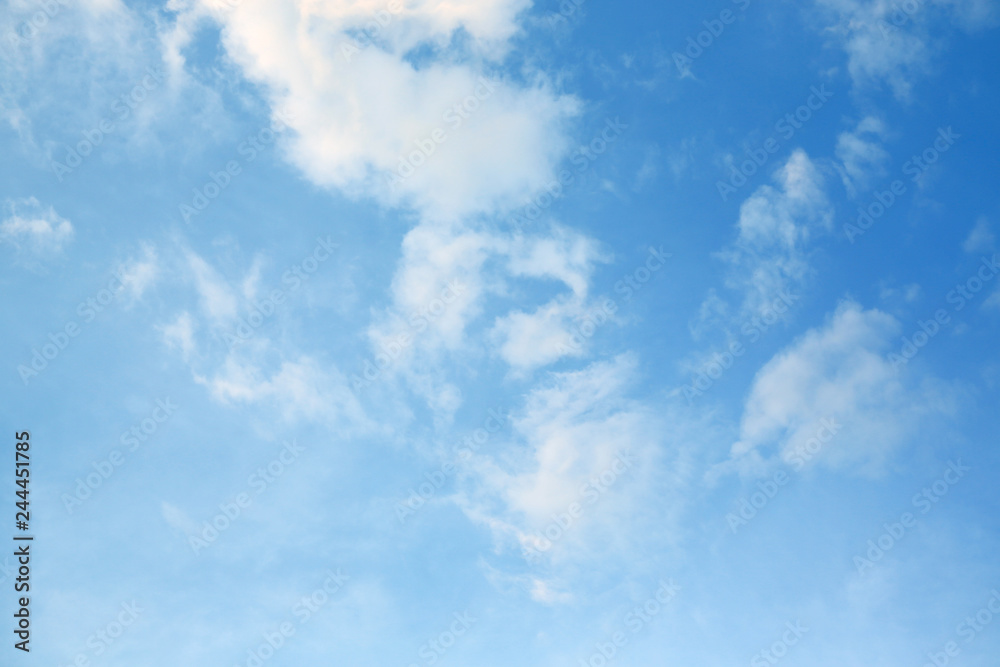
[2, 0, 1000, 665]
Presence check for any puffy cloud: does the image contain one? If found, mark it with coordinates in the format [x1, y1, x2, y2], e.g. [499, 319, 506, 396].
[152, 2, 614, 426]
[366, 221, 609, 397]
[0, 196, 74, 255]
[505, 226, 608, 298]
[489, 229, 611, 371]
[735, 150, 831, 252]
[728, 301, 956, 475]
[491, 296, 589, 371]
[381, 222, 492, 352]
[156, 0, 606, 414]
[164, 0, 579, 220]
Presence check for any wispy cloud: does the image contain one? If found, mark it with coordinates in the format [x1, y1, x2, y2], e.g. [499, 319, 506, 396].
[0, 196, 73, 256]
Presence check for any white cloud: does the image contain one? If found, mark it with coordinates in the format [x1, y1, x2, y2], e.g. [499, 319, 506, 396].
[380, 222, 492, 352]
[962, 222, 999, 310]
[489, 227, 611, 372]
[145, 243, 377, 433]
[241, 255, 266, 301]
[197, 354, 373, 432]
[367, 221, 609, 395]
[119, 243, 160, 300]
[358, 223, 489, 417]
[186, 251, 238, 323]
[879, 281, 922, 303]
[985, 290, 1000, 311]
[0, 197, 74, 255]
[689, 288, 730, 340]
[711, 150, 832, 323]
[527, 578, 575, 605]
[506, 226, 608, 298]
[727, 301, 956, 475]
[963, 216, 995, 253]
[734, 150, 831, 252]
[491, 296, 588, 371]
[1, 0, 163, 152]
[152, 1, 619, 429]
[455, 355, 676, 572]
[814, 0, 998, 99]
[160, 500, 199, 534]
[160, 311, 197, 362]
[816, 0, 929, 99]
[163, 0, 579, 221]
[835, 116, 889, 196]
[503, 357, 648, 521]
